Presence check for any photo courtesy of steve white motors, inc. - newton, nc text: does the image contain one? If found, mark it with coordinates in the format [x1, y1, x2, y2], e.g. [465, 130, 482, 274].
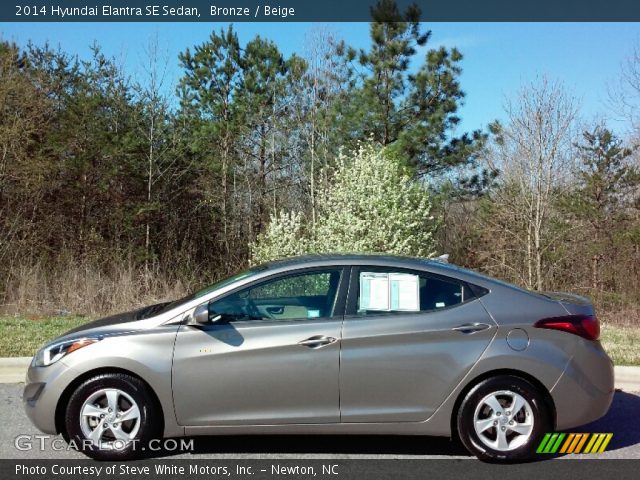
[2, 0, 640, 479]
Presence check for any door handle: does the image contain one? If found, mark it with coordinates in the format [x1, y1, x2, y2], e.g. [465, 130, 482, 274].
[298, 335, 337, 348]
[452, 323, 491, 334]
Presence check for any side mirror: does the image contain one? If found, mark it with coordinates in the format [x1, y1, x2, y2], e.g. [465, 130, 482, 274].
[194, 304, 210, 324]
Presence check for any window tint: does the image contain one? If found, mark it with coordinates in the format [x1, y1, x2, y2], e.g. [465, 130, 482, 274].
[357, 269, 470, 315]
[208, 269, 342, 322]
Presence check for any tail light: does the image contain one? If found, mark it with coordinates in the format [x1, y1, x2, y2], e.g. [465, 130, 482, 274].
[533, 314, 600, 340]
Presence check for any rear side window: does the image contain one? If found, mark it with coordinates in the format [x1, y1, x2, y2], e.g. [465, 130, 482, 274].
[357, 269, 472, 315]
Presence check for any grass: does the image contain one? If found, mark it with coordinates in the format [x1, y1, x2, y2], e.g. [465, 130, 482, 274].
[0, 315, 90, 357]
[600, 324, 640, 366]
[0, 315, 638, 366]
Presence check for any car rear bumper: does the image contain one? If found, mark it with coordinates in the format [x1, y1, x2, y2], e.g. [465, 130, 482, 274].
[550, 340, 614, 430]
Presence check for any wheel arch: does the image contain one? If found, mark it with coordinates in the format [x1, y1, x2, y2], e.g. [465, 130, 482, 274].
[55, 367, 165, 438]
[450, 368, 557, 440]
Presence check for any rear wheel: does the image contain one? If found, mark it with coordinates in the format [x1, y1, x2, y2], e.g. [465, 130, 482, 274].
[65, 373, 160, 460]
[456, 375, 551, 462]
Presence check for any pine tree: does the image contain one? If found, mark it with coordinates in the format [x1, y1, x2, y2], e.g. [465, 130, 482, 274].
[337, 0, 488, 185]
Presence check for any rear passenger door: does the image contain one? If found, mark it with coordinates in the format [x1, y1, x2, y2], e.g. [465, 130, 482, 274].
[339, 266, 496, 423]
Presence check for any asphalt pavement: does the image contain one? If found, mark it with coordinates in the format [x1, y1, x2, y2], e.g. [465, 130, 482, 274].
[1, 383, 638, 460]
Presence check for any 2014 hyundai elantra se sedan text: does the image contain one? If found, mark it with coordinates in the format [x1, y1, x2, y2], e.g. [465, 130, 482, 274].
[23, 254, 614, 461]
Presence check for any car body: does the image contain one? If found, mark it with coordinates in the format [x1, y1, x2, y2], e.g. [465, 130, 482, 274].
[23, 254, 614, 461]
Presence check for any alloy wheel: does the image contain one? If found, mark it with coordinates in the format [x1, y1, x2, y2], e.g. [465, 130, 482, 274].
[472, 389, 534, 452]
[79, 388, 141, 449]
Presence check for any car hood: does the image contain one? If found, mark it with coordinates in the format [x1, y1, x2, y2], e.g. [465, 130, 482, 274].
[62, 302, 170, 337]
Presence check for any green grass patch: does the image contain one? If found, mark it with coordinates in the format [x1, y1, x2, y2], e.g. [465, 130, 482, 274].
[0, 315, 90, 357]
[600, 324, 640, 366]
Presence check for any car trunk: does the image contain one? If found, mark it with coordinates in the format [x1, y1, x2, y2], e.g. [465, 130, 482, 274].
[538, 291, 595, 316]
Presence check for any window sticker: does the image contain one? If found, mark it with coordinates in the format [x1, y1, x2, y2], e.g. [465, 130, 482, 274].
[389, 273, 420, 311]
[360, 272, 420, 312]
[360, 272, 390, 311]
[307, 309, 320, 318]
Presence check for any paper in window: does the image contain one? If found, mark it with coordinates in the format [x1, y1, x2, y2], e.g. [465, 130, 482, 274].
[389, 273, 420, 311]
[359, 272, 390, 311]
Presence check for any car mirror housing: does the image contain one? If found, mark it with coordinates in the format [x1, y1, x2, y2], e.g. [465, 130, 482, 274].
[194, 304, 210, 324]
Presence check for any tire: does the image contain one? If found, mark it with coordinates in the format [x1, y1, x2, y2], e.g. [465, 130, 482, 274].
[64, 373, 161, 460]
[456, 375, 551, 462]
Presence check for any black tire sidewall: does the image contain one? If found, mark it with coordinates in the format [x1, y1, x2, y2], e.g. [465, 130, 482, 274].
[457, 375, 551, 462]
[65, 373, 158, 460]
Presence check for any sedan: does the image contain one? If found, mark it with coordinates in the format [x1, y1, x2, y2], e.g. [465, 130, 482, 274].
[24, 254, 614, 461]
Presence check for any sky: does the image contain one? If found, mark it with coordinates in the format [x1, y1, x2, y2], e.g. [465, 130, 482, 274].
[2, 22, 639, 135]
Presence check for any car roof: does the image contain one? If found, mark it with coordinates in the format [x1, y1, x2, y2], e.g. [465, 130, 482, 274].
[261, 253, 466, 276]
[262, 253, 429, 268]
[259, 254, 521, 292]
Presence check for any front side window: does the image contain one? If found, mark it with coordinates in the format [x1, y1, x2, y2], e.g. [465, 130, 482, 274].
[208, 269, 343, 322]
[357, 268, 471, 315]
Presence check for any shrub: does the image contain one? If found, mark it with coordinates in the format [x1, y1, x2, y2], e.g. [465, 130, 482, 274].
[251, 143, 438, 263]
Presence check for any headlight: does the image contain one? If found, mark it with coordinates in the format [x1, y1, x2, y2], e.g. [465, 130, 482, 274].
[32, 337, 100, 367]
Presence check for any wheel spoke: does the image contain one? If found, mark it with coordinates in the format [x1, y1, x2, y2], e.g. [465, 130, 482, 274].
[82, 403, 106, 417]
[509, 421, 533, 436]
[119, 405, 140, 422]
[110, 426, 132, 443]
[475, 417, 495, 433]
[510, 394, 525, 417]
[105, 389, 119, 412]
[495, 428, 509, 450]
[484, 394, 502, 414]
[88, 419, 105, 444]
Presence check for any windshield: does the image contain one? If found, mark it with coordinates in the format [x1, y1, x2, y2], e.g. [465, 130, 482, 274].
[156, 265, 268, 315]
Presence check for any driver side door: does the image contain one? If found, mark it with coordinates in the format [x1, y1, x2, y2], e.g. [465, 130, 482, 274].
[172, 267, 348, 426]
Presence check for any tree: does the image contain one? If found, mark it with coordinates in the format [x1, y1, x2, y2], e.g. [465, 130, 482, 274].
[294, 27, 354, 226]
[178, 29, 307, 269]
[178, 26, 244, 267]
[481, 78, 578, 290]
[251, 211, 309, 264]
[336, 0, 488, 186]
[234, 36, 306, 235]
[133, 34, 176, 273]
[571, 126, 639, 290]
[251, 143, 438, 264]
[608, 41, 640, 135]
[0, 42, 54, 267]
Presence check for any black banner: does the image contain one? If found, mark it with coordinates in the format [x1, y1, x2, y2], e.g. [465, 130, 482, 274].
[3, 459, 640, 480]
[3, 0, 640, 22]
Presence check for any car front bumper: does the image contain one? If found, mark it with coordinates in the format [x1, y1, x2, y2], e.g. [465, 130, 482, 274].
[23, 359, 78, 435]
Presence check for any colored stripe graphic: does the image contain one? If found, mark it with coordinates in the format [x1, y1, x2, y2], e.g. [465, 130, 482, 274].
[544, 433, 559, 453]
[559, 433, 575, 453]
[537, 433, 552, 453]
[538, 433, 613, 454]
[550, 433, 566, 453]
[584, 434, 599, 453]
[574, 433, 590, 453]
[589, 434, 606, 453]
[597, 434, 613, 453]
[567, 433, 587, 453]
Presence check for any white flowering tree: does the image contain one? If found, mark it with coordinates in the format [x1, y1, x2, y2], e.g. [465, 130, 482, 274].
[251, 210, 309, 264]
[250, 144, 438, 264]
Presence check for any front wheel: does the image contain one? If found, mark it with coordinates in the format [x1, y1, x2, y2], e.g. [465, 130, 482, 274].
[65, 373, 160, 460]
[456, 375, 551, 462]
